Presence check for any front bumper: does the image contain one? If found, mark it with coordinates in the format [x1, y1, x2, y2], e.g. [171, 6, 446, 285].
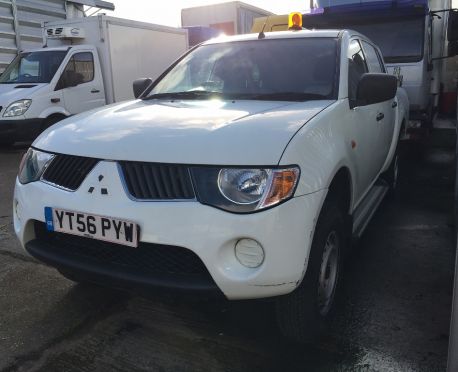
[14, 160, 326, 300]
[0, 118, 44, 142]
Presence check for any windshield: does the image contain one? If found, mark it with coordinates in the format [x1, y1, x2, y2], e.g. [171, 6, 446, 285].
[349, 18, 424, 63]
[0, 50, 67, 84]
[148, 38, 338, 101]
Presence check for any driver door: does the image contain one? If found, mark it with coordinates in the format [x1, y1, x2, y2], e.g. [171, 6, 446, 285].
[57, 51, 105, 114]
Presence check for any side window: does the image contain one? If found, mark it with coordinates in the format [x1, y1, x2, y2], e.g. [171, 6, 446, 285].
[375, 49, 386, 73]
[58, 52, 94, 89]
[348, 39, 368, 101]
[361, 41, 384, 73]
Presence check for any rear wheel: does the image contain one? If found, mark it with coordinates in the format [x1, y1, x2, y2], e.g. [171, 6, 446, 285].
[275, 201, 345, 343]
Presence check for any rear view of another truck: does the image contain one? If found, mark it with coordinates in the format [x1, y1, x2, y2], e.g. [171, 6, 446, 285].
[181, 1, 272, 35]
[254, 0, 457, 137]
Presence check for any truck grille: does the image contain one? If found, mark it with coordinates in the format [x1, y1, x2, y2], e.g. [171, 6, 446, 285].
[32, 221, 216, 290]
[42, 154, 98, 191]
[119, 161, 195, 200]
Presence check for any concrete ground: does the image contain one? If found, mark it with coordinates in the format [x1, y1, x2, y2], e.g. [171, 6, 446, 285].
[0, 131, 455, 372]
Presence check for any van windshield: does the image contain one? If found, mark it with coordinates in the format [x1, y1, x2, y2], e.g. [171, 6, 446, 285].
[303, 16, 424, 63]
[348, 18, 424, 63]
[148, 38, 338, 101]
[0, 50, 67, 84]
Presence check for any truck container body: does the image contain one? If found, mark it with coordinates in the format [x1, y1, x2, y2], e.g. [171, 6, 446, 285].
[183, 26, 221, 47]
[0, 14, 188, 145]
[253, 0, 451, 125]
[45, 15, 189, 103]
[181, 1, 272, 35]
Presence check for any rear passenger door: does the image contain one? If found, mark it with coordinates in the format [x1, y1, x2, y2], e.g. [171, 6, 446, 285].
[346, 39, 381, 199]
[361, 40, 395, 169]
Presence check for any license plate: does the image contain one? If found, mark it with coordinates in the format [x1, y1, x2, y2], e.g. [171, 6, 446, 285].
[44, 207, 139, 248]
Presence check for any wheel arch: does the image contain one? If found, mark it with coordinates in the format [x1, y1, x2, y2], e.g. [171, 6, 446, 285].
[326, 166, 353, 216]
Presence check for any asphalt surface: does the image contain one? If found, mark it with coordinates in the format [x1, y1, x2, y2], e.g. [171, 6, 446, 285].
[0, 132, 455, 372]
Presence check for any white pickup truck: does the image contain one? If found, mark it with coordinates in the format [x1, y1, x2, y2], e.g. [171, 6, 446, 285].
[14, 29, 408, 342]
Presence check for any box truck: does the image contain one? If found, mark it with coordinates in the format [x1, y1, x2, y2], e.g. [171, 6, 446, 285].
[0, 14, 188, 145]
[253, 0, 458, 131]
[181, 1, 272, 35]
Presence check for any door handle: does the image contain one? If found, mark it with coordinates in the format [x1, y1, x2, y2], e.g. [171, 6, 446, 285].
[91, 89, 100, 93]
[392, 101, 398, 108]
[376, 112, 384, 121]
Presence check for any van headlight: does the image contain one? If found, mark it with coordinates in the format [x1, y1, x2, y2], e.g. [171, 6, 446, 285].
[3, 99, 32, 117]
[191, 166, 300, 213]
[18, 148, 54, 184]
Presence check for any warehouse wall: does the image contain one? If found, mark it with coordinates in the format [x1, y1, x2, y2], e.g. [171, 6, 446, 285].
[0, 0, 84, 71]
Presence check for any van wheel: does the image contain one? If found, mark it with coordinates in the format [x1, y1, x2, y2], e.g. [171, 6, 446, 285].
[275, 201, 345, 343]
[42, 115, 66, 131]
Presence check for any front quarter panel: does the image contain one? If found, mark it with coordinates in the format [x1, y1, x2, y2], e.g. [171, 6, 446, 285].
[280, 100, 356, 206]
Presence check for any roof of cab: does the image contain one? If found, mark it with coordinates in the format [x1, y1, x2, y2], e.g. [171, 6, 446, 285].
[203, 29, 345, 45]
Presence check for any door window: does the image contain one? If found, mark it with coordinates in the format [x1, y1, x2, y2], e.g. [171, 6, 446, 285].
[348, 39, 368, 101]
[361, 41, 384, 73]
[63, 52, 94, 83]
[57, 52, 94, 90]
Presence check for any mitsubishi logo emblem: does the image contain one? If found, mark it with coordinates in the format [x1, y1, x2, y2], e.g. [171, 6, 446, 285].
[88, 174, 108, 195]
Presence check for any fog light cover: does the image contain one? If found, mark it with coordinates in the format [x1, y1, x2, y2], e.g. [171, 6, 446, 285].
[235, 239, 264, 268]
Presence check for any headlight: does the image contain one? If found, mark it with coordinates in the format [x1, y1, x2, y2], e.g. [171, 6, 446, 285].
[3, 99, 32, 117]
[191, 166, 300, 213]
[18, 148, 55, 184]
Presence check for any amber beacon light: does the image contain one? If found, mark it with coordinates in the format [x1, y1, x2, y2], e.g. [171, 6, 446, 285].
[288, 12, 303, 30]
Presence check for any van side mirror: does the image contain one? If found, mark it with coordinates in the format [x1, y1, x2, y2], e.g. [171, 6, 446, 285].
[449, 10, 458, 41]
[355, 73, 397, 107]
[133, 78, 153, 99]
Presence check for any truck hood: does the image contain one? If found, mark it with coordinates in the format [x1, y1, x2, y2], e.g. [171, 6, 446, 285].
[0, 83, 46, 104]
[34, 98, 333, 165]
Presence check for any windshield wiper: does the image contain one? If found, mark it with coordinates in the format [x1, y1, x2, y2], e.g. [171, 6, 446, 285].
[241, 92, 329, 101]
[144, 91, 224, 100]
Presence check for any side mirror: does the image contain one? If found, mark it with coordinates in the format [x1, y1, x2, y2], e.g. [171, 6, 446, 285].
[449, 10, 458, 41]
[133, 78, 153, 99]
[355, 73, 397, 107]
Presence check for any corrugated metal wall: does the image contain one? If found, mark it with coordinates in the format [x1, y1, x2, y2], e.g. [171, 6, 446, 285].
[0, 0, 79, 71]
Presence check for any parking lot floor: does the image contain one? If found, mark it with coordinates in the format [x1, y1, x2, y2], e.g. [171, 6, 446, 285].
[0, 132, 455, 372]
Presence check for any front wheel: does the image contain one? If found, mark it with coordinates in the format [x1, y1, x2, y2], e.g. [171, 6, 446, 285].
[275, 201, 345, 343]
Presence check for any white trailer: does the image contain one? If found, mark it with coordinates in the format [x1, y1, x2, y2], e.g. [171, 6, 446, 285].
[0, 14, 188, 145]
[181, 1, 272, 35]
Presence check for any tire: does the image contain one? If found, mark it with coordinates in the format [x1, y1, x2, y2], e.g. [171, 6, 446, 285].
[41, 115, 66, 132]
[275, 201, 345, 343]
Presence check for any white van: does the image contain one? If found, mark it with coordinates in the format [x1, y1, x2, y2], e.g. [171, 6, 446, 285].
[0, 15, 188, 146]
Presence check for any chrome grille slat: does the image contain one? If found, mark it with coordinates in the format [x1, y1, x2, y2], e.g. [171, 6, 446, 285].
[42, 154, 98, 191]
[120, 162, 195, 200]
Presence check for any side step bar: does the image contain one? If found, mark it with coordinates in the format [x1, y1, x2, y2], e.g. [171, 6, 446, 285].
[352, 180, 389, 239]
